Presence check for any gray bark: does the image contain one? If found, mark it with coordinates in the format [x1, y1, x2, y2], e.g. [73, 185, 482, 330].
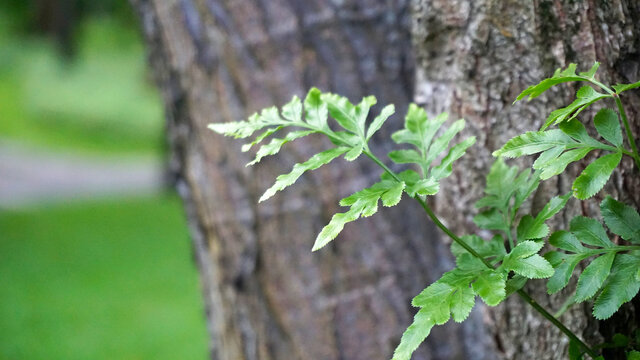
[130, 0, 493, 359]
[412, 1, 640, 359]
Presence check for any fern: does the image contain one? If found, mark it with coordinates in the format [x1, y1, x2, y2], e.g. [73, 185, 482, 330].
[515, 62, 601, 102]
[210, 88, 472, 253]
[545, 197, 640, 319]
[312, 178, 404, 250]
[494, 119, 622, 199]
[209, 61, 640, 359]
[388, 104, 476, 182]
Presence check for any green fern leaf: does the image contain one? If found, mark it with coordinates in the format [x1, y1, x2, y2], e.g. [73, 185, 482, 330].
[505, 275, 528, 296]
[600, 196, 640, 243]
[424, 119, 465, 165]
[396, 266, 506, 359]
[612, 81, 640, 94]
[569, 216, 614, 248]
[493, 130, 576, 158]
[431, 136, 476, 180]
[501, 241, 554, 279]
[241, 126, 283, 152]
[450, 285, 476, 322]
[248, 130, 315, 165]
[260, 147, 349, 202]
[451, 235, 507, 261]
[472, 270, 506, 306]
[542, 86, 611, 129]
[303, 88, 329, 129]
[320, 93, 360, 134]
[495, 120, 621, 191]
[538, 148, 593, 180]
[391, 308, 435, 360]
[312, 179, 405, 251]
[477, 158, 539, 212]
[574, 252, 616, 302]
[516, 193, 570, 241]
[208, 112, 269, 139]
[546, 198, 640, 315]
[559, 119, 602, 145]
[407, 177, 440, 196]
[474, 208, 507, 231]
[593, 254, 640, 319]
[515, 62, 600, 102]
[366, 104, 395, 141]
[594, 108, 623, 147]
[572, 152, 621, 200]
[545, 251, 586, 294]
[390, 105, 472, 181]
[507, 254, 555, 279]
[474, 159, 540, 241]
[343, 142, 364, 161]
[388, 149, 423, 164]
[549, 230, 587, 253]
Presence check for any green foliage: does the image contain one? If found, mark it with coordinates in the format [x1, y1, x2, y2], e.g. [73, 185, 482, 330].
[594, 108, 623, 147]
[516, 193, 570, 241]
[515, 62, 611, 130]
[389, 104, 476, 182]
[211, 61, 640, 359]
[394, 266, 505, 360]
[210, 88, 473, 253]
[628, 350, 640, 360]
[612, 81, 640, 94]
[260, 147, 350, 202]
[545, 197, 640, 319]
[500, 240, 554, 279]
[601, 196, 640, 243]
[542, 86, 611, 130]
[515, 62, 601, 102]
[312, 178, 404, 251]
[494, 119, 621, 199]
[572, 152, 622, 199]
[474, 158, 539, 236]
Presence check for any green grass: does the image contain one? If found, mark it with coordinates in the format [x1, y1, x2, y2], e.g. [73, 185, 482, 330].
[0, 194, 209, 360]
[0, 16, 165, 157]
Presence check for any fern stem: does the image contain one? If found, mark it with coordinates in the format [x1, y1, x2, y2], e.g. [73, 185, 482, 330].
[415, 196, 494, 267]
[516, 290, 599, 359]
[589, 79, 615, 95]
[614, 94, 640, 169]
[363, 149, 599, 358]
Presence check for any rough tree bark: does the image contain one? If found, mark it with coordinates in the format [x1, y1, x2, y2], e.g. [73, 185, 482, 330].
[132, 0, 639, 359]
[130, 1, 492, 359]
[412, 1, 640, 359]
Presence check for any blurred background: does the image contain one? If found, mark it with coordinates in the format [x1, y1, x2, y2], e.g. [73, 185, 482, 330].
[0, 1, 208, 358]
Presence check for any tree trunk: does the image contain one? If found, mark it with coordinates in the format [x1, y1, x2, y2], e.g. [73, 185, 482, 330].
[412, 1, 640, 359]
[130, 1, 493, 359]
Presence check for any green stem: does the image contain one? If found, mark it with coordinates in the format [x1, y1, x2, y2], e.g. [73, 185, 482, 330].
[505, 208, 515, 251]
[516, 290, 599, 359]
[366, 147, 492, 267]
[614, 94, 640, 169]
[585, 245, 640, 256]
[588, 78, 615, 96]
[362, 149, 599, 359]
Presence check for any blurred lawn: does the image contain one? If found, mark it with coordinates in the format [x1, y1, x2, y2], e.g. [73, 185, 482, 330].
[0, 5, 209, 359]
[0, 194, 209, 360]
[0, 15, 165, 157]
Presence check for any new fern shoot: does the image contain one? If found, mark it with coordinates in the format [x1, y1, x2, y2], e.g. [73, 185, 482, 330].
[210, 62, 640, 360]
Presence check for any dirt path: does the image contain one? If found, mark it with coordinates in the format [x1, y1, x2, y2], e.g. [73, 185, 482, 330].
[0, 140, 166, 209]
